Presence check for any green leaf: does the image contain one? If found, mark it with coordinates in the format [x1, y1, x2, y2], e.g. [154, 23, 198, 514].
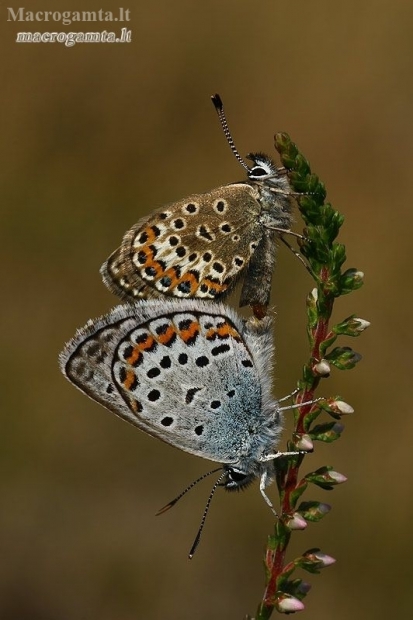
[325, 346, 362, 370]
[310, 421, 344, 442]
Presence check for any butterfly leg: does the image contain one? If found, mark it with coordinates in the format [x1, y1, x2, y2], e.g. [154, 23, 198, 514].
[259, 471, 278, 516]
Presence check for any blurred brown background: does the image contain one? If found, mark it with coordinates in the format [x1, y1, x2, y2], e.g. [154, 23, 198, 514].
[1, 0, 412, 618]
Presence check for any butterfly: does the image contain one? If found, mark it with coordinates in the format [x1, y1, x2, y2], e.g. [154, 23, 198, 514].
[59, 299, 305, 555]
[100, 95, 297, 319]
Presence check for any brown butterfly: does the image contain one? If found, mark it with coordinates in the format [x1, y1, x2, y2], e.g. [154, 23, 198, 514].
[101, 95, 297, 318]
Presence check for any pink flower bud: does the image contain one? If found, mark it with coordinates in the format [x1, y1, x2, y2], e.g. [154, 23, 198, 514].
[332, 400, 354, 415]
[286, 512, 308, 530]
[277, 595, 305, 613]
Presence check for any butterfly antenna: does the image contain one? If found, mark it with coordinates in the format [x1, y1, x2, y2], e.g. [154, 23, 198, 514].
[188, 470, 227, 559]
[156, 467, 222, 516]
[211, 94, 250, 172]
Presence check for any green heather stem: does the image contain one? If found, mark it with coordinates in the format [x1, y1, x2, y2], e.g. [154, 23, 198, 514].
[252, 134, 367, 619]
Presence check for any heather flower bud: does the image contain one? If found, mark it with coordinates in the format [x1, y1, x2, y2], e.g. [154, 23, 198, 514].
[340, 268, 364, 293]
[295, 548, 336, 573]
[286, 512, 308, 530]
[305, 466, 347, 489]
[313, 359, 331, 376]
[305, 549, 336, 568]
[276, 594, 305, 613]
[333, 315, 371, 337]
[328, 470, 347, 484]
[351, 317, 370, 332]
[330, 400, 354, 415]
[293, 434, 314, 452]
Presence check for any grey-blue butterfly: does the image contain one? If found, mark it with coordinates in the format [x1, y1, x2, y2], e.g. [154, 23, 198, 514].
[59, 299, 303, 556]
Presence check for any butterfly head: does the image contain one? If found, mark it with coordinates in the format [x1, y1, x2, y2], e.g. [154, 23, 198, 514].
[246, 152, 287, 187]
[222, 459, 275, 492]
[247, 152, 277, 177]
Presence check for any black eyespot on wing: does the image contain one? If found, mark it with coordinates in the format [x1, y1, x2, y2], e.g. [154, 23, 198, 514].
[161, 416, 173, 426]
[155, 323, 169, 335]
[215, 201, 225, 212]
[211, 343, 230, 356]
[160, 356, 171, 368]
[176, 246, 186, 257]
[159, 276, 172, 288]
[137, 250, 147, 264]
[148, 389, 161, 401]
[198, 225, 213, 241]
[195, 425, 204, 436]
[196, 356, 209, 367]
[212, 262, 224, 274]
[173, 218, 185, 229]
[147, 367, 161, 378]
[177, 281, 191, 294]
[185, 387, 202, 404]
[241, 359, 253, 368]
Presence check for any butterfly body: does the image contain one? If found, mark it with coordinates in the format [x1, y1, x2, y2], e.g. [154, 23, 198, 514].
[60, 299, 284, 489]
[101, 154, 293, 312]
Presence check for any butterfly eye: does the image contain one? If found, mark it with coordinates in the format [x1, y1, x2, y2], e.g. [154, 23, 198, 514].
[249, 166, 268, 177]
[224, 467, 254, 491]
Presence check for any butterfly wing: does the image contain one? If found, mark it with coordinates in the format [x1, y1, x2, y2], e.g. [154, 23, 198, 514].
[100, 184, 264, 302]
[60, 300, 275, 464]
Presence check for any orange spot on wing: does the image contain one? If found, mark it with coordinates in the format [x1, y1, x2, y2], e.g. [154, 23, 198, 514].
[125, 346, 143, 365]
[156, 325, 176, 345]
[130, 398, 143, 413]
[159, 267, 181, 288]
[176, 272, 199, 294]
[123, 370, 137, 390]
[125, 335, 157, 364]
[144, 226, 158, 244]
[179, 321, 200, 343]
[206, 321, 241, 341]
[199, 278, 228, 294]
[140, 335, 156, 351]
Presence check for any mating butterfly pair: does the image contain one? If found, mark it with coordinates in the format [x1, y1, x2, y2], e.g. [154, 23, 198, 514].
[61, 95, 305, 556]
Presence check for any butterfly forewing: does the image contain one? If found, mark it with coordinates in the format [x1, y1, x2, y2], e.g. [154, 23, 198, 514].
[60, 300, 273, 463]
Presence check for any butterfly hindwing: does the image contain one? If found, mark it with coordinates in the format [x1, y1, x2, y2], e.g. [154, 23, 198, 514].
[101, 184, 267, 303]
